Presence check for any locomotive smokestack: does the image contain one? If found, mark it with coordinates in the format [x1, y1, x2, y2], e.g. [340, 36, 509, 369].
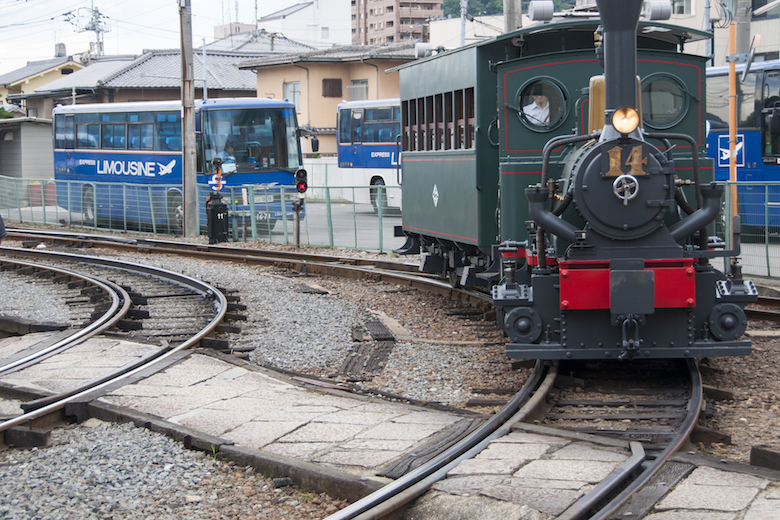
[596, 0, 643, 114]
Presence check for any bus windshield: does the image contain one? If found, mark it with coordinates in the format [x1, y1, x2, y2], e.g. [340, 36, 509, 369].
[201, 107, 301, 175]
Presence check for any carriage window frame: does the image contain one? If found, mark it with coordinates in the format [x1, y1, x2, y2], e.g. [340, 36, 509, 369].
[641, 73, 690, 130]
[515, 78, 569, 133]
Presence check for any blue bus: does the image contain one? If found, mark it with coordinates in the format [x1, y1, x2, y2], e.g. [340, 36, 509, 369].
[53, 98, 315, 234]
[706, 59, 780, 229]
[336, 99, 401, 212]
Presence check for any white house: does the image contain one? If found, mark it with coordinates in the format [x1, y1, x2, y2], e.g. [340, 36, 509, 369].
[257, 0, 352, 49]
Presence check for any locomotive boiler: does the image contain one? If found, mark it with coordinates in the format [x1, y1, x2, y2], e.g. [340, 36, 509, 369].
[395, 0, 757, 360]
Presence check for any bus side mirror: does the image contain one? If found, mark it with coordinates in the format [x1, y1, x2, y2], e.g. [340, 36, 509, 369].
[311, 135, 319, 153]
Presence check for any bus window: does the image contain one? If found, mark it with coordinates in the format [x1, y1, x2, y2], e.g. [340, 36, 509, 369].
[705, 74, 728, 125]
[128, 112, 155, 150]
[54, 115, 74, 149]
[706, 70, 759, 127]
[763, 71, 780, 158]
[76, 113, 99, 149]
[351, 111, 363, 143]
[764, 71, 780, 109]
[339, 108, 352, 144]
[156, 112, 182, 151]
[739, 72, 760, 128]
[103, 124, 127, 149]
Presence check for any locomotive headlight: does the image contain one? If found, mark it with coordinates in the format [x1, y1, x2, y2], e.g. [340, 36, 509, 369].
[612, 106, 640, 135]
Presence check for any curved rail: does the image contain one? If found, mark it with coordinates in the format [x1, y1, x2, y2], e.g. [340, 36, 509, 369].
[0, 247, 228, 435]
[5, 228, 419, 273]
[0, 259, 130, 375]
[2, 229, 489, 308]
[325, 361, 556, 520]
[580, 359, 703, 520]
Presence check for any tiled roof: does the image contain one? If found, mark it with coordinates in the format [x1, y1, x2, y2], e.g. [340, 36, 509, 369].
[0, 57, 82, 86]
[205, 29, 314, 54]
[100, 50, 259, 90]
[26, 31, 316, 94]
[259, 2, 312, 21]
[31, 57, 137, 92]
[239, 42, 418, 69]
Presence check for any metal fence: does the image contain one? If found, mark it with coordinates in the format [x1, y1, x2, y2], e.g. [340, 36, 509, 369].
[4, 174, 780, 276]
[0, 175, 405, 253]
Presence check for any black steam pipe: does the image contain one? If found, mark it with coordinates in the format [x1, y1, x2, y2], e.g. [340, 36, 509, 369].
[527, 186, 578, 244]
[669, 184, 724, 242]
[645, 131, 708, 257]
[596, 0, 643, 113]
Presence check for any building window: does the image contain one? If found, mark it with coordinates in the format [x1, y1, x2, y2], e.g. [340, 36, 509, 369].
[348, 79, 369, 101]
[323, 78, 342, 98]
[322, 27, 329, 39]
[387, 5, 393, 12]
[673, 0, 691, 14]
[284, 81, 301, 113]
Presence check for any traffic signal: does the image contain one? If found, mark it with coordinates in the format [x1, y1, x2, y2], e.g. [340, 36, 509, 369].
[295, 168, 308, 193]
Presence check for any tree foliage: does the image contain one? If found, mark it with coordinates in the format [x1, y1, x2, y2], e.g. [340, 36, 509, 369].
[441, 0, 576, 20]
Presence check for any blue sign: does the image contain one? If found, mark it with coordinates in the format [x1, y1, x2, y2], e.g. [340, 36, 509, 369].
[717, 134, 745, 168]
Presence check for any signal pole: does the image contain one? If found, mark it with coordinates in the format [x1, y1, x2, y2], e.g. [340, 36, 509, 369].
[180, 0, 198, 237]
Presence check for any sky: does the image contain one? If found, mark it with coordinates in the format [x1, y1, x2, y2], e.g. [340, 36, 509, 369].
[0, 0, 302, 76]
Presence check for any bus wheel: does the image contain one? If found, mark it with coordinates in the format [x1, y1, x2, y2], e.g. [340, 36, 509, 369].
[167, 193, 183, 235]
[82, 186, 95, 225]
[370, 179, 389, 213]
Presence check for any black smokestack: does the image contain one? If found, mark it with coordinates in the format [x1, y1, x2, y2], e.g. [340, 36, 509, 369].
[596, 0, 643, 112]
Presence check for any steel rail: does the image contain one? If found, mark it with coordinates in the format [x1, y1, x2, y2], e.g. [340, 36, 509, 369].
[0, 248, 228, 434]
[5, 228, 420, 273]
[324, 361, 556, 520]
[0, 259, 130, 375]
[3, 231, 490, 308]
[585, 358, 703, 520]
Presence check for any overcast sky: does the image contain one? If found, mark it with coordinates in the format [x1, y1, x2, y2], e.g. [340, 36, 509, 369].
[0, 0, 301, 76]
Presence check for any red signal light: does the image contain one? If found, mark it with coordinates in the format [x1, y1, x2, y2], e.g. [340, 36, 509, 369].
[295, 169, 308, 194]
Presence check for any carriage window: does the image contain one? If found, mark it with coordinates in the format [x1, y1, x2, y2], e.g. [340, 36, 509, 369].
[642, 74, 688, 129]
[517, 79, 567, 131]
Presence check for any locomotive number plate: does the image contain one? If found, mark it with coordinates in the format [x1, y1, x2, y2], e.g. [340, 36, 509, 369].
[605, 144, 647, 177]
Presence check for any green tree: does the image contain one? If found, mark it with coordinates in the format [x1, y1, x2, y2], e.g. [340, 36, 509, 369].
[0, 108, 14, 119]
[441, 0, 576, 20]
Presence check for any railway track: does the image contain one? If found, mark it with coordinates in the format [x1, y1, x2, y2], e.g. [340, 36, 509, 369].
[0, 228, 759, 518]
[4, 227, 489, 308]
[0, 248, 227, 441]
[325, 359, 703, 520]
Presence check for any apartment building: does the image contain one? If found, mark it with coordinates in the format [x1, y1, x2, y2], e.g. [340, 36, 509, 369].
[353, 0, 443, 45]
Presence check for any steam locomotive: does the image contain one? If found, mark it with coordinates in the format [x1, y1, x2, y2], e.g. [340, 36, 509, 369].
[395, 0, 757, 360]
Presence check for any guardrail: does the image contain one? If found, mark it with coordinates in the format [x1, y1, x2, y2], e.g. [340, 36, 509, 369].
[6, 174, 780, 274]
[0, 175, 404, 253]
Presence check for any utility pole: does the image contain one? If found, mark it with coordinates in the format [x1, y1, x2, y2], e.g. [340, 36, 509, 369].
[180, 0, 198, 237]
[735, 0, 751, 55]
[460, 0, 468, 46]
[505, 0, 522, 33]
